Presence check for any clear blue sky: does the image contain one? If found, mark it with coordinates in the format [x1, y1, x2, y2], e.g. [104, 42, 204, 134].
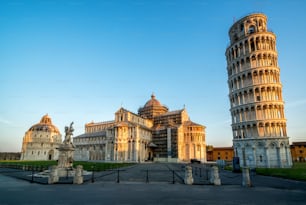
[1, 0, 306, 152]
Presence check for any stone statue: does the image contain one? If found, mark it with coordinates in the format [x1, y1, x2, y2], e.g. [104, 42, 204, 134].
[48, 121, 80, 184]
[57, 122, 75, 168]
[64, 122, 74, 145]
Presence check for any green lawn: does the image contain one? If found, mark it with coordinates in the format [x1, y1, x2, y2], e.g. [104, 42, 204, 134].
[256, 162, 306, 181]
[0, 160, 135, 171]
[73, 161, 134, 171]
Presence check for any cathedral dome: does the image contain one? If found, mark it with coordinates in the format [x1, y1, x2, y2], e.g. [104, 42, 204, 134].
[28, 114, 60, 134]
[138, 94, 168, 119]
[144, 94, 163, 107]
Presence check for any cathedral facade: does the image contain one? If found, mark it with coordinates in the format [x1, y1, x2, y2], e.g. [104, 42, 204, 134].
[73, 95, 206, 163]
[21, 114, 62, 161]
[225, 13, 292, 168]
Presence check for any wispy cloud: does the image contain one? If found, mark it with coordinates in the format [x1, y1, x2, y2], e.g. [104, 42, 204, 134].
[0, 117, 12, 125]
[209, 119, 232, 127]
[286, 99, 306, 108]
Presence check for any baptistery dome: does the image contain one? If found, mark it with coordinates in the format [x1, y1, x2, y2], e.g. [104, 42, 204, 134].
[21, 114, 62, 161]
[28, 114, 60, 134]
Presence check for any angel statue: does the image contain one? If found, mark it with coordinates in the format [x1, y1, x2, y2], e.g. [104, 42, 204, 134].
[64, 122, 74, 144]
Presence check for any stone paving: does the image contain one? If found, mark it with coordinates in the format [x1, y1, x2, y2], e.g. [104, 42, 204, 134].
[89, 163, 185, 184]
[1, 163, 306, 204]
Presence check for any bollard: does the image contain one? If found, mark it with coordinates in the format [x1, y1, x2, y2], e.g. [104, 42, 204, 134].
[242, 167, 252, 187]
[117, 169, 120, 183]
[74, 165, 83, 185]
[184, 165, 193, 185]
[209, 166, 221, 185]
[91, 166, 95, 183]
[172, 170, 175, 184]
[31, 166, 34, 183]
[146, 169, 149, 183]
[48, 165, 59, 184]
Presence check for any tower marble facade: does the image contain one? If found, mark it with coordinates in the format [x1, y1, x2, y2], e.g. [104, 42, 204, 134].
[225, 13, 292, 168]
[21, 114, 62, 160]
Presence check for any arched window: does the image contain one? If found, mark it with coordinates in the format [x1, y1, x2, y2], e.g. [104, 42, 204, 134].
[250, 40, 255, 52]
[240, 24, 244, 32]
[248, 25, 255, 34]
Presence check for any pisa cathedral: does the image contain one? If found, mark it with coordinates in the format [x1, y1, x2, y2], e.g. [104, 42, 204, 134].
[226, 13, 292, 168]
[73, 94, 206, 163]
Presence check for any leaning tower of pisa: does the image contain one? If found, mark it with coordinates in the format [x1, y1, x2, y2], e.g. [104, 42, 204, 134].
[225, 13, 292, 168]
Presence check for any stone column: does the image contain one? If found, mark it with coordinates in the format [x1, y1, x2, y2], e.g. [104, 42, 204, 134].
[105, 143, 108, 161]
[132, 141, 136, 161]
[73, 165, 83, 184]
[276, 146, 282, 168]
[125, 143, 128, 161]
[129, 142, 132, 161]
[139, 142, 143, 162]
[285, 145, 292, 167]
[252, 147, 257, 168]
[113, 144, 117, 161]
[167, 128, 172, 161]
[135, 127, 139, 162]
[242, 147, 247, 167]
[264, 146, 270, 168]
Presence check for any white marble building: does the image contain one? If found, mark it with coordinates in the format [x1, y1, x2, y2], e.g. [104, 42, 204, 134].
[73, 107, 153, 162]
[225, 13, 292, 168]
[21, 114, 62, 161]
[73, 95, 206, 163]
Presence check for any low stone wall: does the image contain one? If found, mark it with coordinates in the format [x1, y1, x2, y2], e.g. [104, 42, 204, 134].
[0, 152, 21, 160]
[153, 157, 179, 163]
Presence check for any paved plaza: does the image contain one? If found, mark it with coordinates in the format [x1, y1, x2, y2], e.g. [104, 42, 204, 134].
[1, 163, 306, 205]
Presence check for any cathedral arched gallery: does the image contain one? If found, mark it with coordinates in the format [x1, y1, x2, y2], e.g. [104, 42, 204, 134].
[73, 95, 206, 163]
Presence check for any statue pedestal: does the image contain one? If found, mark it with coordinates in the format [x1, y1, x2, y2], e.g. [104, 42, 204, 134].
[57, 143, 75, 169]
[57, 167, 74, 177]
[48, 142, 81, 184]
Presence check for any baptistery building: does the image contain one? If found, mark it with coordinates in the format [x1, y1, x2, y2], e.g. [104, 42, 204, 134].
[21, 114, 62, 160]
[73, 95, 206, 163]
[225, 13, 292, 168]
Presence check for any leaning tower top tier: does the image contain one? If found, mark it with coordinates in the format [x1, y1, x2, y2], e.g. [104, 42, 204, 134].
[229, 13, 268, 44]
